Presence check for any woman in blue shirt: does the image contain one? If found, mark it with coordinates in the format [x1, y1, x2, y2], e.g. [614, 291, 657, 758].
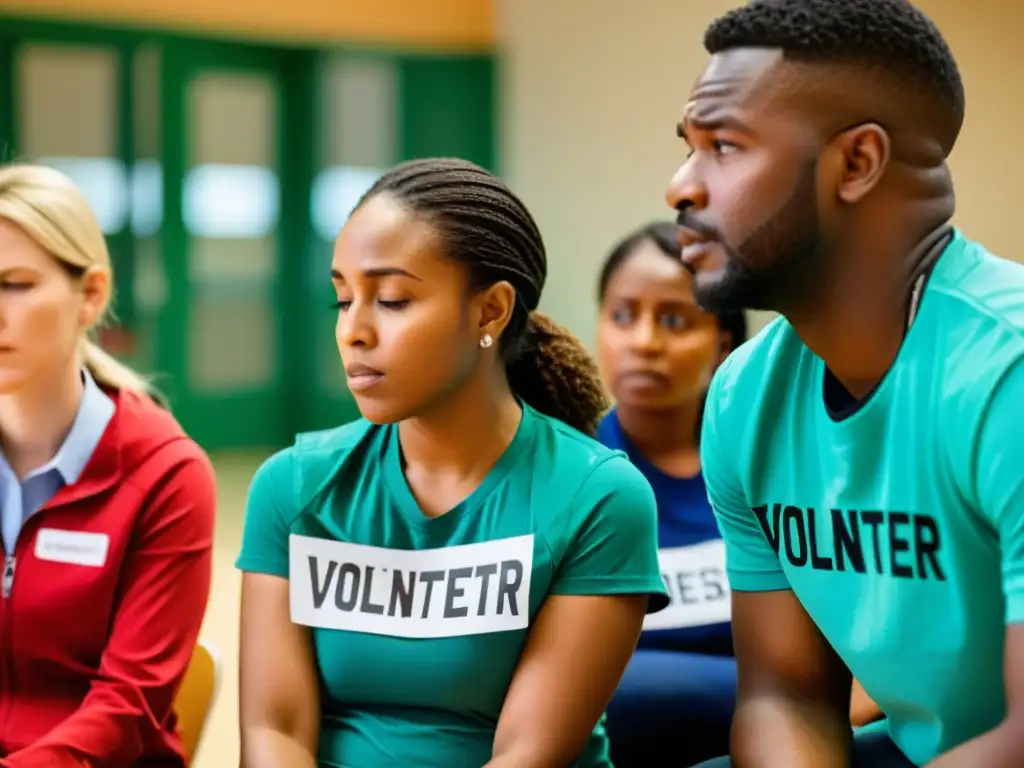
[595, 222, 746, 767]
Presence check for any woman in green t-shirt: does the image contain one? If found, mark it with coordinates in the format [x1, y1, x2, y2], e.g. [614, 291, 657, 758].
[236, 158, 669, 767]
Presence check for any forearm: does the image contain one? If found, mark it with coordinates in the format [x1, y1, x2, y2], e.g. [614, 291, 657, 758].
[731, 696, 852, 768]
[241, 726, 319, 768]
[485, 747, 572, 768]
[927, 721, 1024, 768]
[486, 734, 580, 768]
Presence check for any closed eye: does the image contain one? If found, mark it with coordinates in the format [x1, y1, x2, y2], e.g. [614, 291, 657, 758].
[331, 299, 410, 311]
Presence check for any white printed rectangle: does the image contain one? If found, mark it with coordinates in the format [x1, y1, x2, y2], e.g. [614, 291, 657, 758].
[289, 533, 534, 638]
[643, 539, 731, 631]
[35, 528, 109, 568]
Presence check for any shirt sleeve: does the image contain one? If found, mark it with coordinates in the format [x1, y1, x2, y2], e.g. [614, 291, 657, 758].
[548, 455, 669, 612]
[971, 356, 1024, 624]
[702, 368, 790, 593]
[235, 447, 297, 579]
[0, 451, 216, 768]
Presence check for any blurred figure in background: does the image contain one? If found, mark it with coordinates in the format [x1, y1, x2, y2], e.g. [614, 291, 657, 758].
[237, 158, 667, 768]
[595, 221, 744, 766]
[0, 164, 216, 767]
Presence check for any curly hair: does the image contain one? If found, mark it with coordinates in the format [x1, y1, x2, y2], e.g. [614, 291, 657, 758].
[704, 0, 965, 153]
[356, 158, 610, 436]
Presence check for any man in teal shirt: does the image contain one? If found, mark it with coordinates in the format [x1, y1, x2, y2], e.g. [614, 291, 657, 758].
[670, 1, 1024, 766]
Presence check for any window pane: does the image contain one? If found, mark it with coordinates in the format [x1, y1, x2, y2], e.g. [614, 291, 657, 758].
[311, 165, 382, 241]
[18, 44, 125, 234]
[35, 156, 128, 234]
[185, 72, 279, 392]
[183, 164, 279, 238]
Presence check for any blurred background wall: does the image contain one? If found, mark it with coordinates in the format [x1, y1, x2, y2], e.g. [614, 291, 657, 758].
[0, 0, 1019, 765]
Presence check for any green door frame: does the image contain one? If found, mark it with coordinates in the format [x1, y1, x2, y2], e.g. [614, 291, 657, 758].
[158, 39, 316, 450]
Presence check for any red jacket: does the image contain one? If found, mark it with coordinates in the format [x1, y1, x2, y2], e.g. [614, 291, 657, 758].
[0, 389, 216, 767]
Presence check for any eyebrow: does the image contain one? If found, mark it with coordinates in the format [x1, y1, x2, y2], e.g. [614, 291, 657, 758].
[611, 296, 696, 309]
[676, 115, 752, 141]
[330, 266, 423, 282]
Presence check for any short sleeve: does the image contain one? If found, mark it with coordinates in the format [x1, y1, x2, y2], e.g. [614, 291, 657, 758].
[235, 447, 297, 578]
[971, 356, 1024, 623]
[702, 368, 790, 593]
[549, 455, 669, 612]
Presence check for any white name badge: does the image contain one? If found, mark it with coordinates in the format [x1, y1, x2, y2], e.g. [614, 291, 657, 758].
[289, 533, 534, 639]
[643, 539, 731, 631]
[35, 529, 110, 568]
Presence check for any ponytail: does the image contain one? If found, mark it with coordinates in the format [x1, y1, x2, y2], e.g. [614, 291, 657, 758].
[83, 340, 167, 407]
[505, 312, 610, 437]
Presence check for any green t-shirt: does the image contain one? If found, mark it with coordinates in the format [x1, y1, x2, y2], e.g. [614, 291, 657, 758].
[237, 403, 667, 767]
[702, 230, 1024, 765]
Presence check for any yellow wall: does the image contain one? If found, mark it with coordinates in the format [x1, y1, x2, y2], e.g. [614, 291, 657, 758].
[499, 0, 1024, 344]
[0, 0, 494, 49]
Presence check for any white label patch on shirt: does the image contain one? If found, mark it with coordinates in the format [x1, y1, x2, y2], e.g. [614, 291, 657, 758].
[35, 528, 110, 568]
[643, 539, 731, 631]
[289, 534, 534, 638]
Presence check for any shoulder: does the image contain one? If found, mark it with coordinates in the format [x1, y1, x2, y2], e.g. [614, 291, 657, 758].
[927, 236, 1024, 421]
[105, 393, 216, 543]
[928, 234, 1024, 366]
[705, 315, 804, 431]
[111, 389, 214, 483]
[711, 316, 802, 392]
[250, 418, 383, 514]
[238, 420, 382, 574]
[522, 408, 655, 523]
[526, 407, 634, 488]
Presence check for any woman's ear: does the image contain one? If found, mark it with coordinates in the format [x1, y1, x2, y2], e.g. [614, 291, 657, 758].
[78, 266, 110, 331]
[476, 280, 517, 342]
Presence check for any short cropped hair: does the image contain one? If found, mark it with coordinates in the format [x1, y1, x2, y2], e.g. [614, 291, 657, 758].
[704, 0, 965, 150]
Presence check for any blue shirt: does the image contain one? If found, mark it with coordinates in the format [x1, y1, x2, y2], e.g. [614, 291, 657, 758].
[1, 371, 115, 555]
[597, 409, 731, 651]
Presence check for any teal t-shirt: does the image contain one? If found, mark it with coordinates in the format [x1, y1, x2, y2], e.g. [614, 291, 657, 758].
[702, 230, 1024, 765]
[236, 403, 667, 768]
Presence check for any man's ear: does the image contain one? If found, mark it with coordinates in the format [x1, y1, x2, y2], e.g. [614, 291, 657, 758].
[833, 122, 891, 205]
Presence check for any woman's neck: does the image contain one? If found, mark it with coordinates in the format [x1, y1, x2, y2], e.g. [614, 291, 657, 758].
[615, 399, 702, 479]
[398, 370, 522, 480]
[0, 363, 84, 479]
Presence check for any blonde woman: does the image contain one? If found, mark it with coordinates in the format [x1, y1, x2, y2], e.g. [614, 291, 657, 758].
[0, 165, 216, 768]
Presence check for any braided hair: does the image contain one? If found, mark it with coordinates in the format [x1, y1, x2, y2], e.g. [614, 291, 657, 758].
[355, 158, 610, 436]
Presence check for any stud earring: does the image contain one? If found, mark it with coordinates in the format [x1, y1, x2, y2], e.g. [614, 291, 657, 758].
[480, 334, 494, 349]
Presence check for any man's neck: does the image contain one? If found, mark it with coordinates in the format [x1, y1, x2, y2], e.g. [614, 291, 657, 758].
[783, 224, 952, 399]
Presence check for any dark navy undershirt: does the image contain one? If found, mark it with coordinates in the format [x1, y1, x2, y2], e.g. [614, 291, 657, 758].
[597, 409, 732, 653]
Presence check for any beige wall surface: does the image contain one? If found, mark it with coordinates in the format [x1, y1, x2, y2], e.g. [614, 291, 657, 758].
[498, 0, 1024, 347]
